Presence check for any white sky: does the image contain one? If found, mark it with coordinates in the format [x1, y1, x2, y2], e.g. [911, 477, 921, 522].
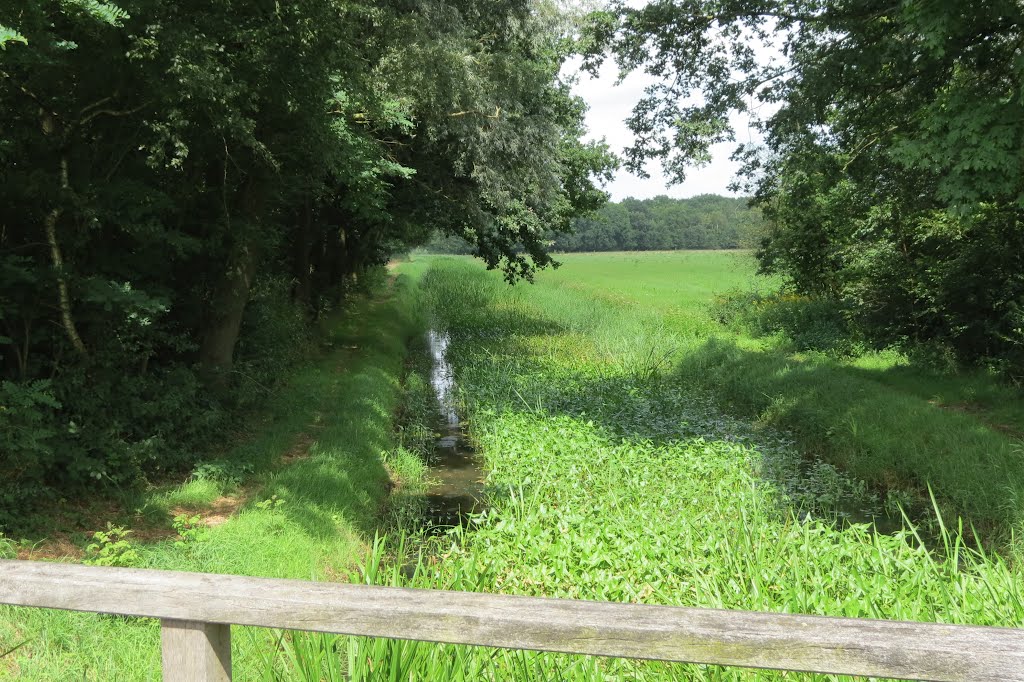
[569, 57, 760, 202]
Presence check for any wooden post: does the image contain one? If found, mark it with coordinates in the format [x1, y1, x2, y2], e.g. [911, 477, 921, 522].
[161, 619, 232, 682]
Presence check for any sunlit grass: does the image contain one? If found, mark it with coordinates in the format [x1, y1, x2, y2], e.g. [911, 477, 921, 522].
[0, 277, 428, 680]
[405, 252, 1024, 529]
[265, 255, 1024, 681]
[8, 252, 1024, 681]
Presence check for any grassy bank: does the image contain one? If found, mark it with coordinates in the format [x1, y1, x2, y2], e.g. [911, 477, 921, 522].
[536, 252, 1024, 529]
[0, 277, 428, 679]
[7, 252, 1024, 680]
[678, 341, 1024, 527]
[252, 255, 1024, 680]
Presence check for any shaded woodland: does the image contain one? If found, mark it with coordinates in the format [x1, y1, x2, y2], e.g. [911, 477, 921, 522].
[0, 0, 612, 524]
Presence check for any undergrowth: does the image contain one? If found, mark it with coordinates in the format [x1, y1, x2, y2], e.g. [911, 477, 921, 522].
[0, 277, 428, 680]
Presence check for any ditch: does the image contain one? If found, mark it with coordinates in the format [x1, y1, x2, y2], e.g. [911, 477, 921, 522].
[421, 329, 485, 532]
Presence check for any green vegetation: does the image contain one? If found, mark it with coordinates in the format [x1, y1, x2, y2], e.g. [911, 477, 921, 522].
[534, 253, 1024, 530]
[555, 195, 762, 252]
[5, 252, 1024, 680]
[425, 195, 764, 254]
[0, 0, 612, 526]
[6, 1, 1024, 679]
[260, 254, 1024, 680]
[588, 0, 1024, 377]
[0, 279, 432, 679]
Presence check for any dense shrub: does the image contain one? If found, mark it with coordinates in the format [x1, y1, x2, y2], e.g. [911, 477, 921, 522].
[713, 291, 862, 356]
[0, 380, 60, 526]
[234, 276, 315, 404]
[0, 359, 228, 529]
[839, 207, 1024, 381]
[0, 278, 321, 530]
[757, 169, 1024, 380]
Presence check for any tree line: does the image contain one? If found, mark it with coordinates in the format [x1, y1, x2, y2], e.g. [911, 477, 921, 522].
[5, 0, 1024, 525]
[554, 194, 762, 251]
[0, 0, 612, 525]
[423, 194, 763, 253]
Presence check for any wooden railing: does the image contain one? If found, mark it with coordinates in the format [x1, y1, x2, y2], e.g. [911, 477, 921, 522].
[1, 560, 1022, 681]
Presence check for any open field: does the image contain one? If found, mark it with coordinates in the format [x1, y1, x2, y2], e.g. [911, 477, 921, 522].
[454, 251, 1024, 528]
[265, 252, 1024, 680]
[539, 250, 767, 312]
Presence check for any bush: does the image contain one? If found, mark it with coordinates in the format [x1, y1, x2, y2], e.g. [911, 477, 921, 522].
[0, 356, 224, 530]
[234, 276, 314, 404]
[0, 380, 61, 526]
[0, 274, 327, 531]
[713, 291, 862, 355]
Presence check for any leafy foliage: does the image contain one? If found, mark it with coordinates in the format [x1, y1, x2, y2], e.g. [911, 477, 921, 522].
[0, 0, 610, 526]
[83, 524, 141, 567]
[713, 292, 861, 356]
[0, 23, 26, 48]
[266, 256, 1024, 680]
[559, 194, 763, 251]
[586, 0, 1024, 376]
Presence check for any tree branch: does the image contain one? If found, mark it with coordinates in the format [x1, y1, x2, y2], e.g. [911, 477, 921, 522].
[449, 106, 502, 119]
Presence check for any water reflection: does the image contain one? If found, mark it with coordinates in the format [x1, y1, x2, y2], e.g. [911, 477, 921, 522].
[423, 330, 485, 531]
[428, 330, 459, 428]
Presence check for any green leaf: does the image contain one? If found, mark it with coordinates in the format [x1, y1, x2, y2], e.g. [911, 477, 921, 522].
[62, 0, 130, 27]
[0, 24, 27, 49]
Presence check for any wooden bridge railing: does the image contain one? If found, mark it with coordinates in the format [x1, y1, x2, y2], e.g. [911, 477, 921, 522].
[1, 560, 1022, 681]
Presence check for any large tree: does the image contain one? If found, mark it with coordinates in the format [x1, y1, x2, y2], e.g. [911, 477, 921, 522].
[585, 0, 1024, 373]
[0, 0, 612, 523]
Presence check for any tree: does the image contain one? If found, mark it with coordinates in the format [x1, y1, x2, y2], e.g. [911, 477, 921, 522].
[586, 0, 1024, 373]
[0, 0, 613, 524]
[548, 195, 761, 252]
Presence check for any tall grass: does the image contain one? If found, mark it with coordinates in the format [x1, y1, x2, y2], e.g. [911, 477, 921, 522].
[268, 257, 1024, 680]
[677, 340, 1024, 528]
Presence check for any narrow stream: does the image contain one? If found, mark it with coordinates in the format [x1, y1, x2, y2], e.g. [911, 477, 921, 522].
[423, 330, 485, 531]
[420, 331, 902, 536]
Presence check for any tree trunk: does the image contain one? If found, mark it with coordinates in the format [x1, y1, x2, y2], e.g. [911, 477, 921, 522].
[292, 199, 313, 309]
[199, 181, 263, 388]
[199, 241, 258, 388]
[42, 126, 86, 356]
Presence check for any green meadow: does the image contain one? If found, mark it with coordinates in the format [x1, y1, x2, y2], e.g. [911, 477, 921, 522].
[537, 251, 1024, 529]
[279, 253, 1024, 680]
[5, 251, 1024, 680]
[537, 250, 764, 311]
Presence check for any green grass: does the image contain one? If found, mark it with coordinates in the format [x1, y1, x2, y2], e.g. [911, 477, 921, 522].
[539, 250, 771, 312]
[0, 276, 429, 680]
[678, 341, 1024, 527]
[7, 251, 1024, 680]
[400, 251, 1024, 529]
[846, 353, 1024, 436]
[252, 254, 1024, 680]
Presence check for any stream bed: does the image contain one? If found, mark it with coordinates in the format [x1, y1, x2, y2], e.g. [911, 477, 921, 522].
[422, 330, 485, 531]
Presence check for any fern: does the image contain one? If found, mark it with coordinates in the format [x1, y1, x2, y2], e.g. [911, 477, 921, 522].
[0, 24, 27, 48]
[62, 0, 130, 27]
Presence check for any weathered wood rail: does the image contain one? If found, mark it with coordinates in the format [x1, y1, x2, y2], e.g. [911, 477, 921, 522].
[1, 560, 1022, 681]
